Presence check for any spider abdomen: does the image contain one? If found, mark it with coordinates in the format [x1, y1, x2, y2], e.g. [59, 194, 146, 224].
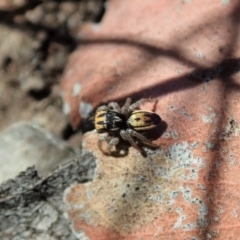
[127, 110, 161, 131]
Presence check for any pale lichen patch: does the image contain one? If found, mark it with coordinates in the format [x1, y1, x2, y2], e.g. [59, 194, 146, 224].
[221, 0, 229, 5]
[232, 210, 238, 218]
[202, 112, 216, 123]
[190, 141, 199, 149]
[162, 130, 180, 140]
[72, 229, 90, 240]
[195, 49, 203, 60]
[220, 118, 240, 140]
[204, 141, 217, 151]
[71, 83, 82, 97]
[182, 222, 197, 230]
[65, 138, 207, 235]
[174, 207, 186, 229]
[79, 101, 93, 119]
[62, 101, 71, 115]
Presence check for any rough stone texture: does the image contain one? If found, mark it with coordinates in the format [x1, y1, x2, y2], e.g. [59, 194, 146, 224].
[61, 0, 240, 239]
[64, 124, 240, 239]
[0, 152, 96, 240]
[65, 133, 206, 239]
[0, 122, 80, 183]
[61, 0, 240, 129]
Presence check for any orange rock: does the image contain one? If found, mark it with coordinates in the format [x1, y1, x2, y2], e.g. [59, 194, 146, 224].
[62, 0, 240, 239]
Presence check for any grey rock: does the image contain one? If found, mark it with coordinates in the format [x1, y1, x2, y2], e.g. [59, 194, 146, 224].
[0, 122, 79, 183]
[0, 152, 96, 239]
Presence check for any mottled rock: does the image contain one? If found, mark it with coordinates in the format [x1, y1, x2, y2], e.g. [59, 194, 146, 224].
[0, 152, 96, 239]
[61, 0, 240, 239]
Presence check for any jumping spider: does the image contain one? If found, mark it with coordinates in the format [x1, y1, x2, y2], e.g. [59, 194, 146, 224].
[94, 97, 161, 155]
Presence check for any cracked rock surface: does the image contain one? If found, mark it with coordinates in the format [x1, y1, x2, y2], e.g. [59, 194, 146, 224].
[0, 153, 96, 240]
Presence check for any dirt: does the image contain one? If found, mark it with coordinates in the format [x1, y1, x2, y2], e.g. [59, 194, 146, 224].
[0, 0, 105, 145]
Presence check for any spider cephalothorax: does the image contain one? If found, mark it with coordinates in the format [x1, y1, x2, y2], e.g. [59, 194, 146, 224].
[94, 97, 161, 155]
[95, 109, 127, 132]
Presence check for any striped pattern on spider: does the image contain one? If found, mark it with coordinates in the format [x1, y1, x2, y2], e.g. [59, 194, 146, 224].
[94, 97, 161, 155]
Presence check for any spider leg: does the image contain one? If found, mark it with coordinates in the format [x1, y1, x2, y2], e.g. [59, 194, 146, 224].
[98, 134, 119, 154]
[108, 102, 121, 112]
[98, 134, 110, 150]
[128, 98, 158, 112]
[120, 129, 143, 153]
[96, 105, 108, 111]
[121, 98, 132, 115]
[106, 137, 119, 153]
[126, 129, 159, 148]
